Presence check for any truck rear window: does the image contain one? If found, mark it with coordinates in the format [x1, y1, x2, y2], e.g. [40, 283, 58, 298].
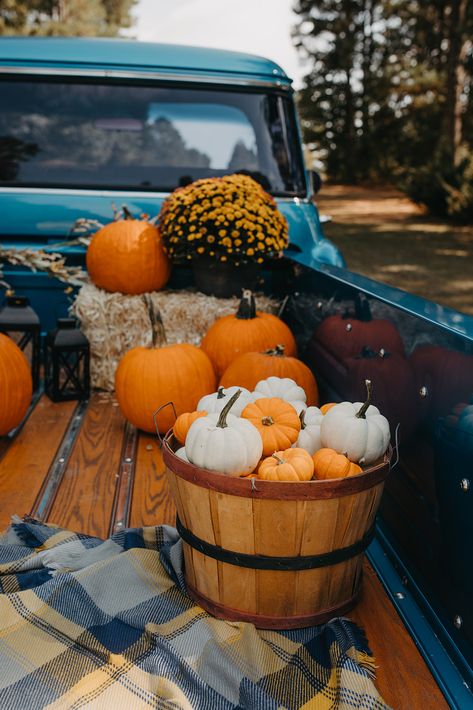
[0, 79, 306, 197]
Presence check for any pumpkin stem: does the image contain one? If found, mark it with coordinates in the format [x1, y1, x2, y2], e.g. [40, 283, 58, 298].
[262, 416, 274, 426]
[236, 289, 256, 319]
[142, 295, 167, 348]
[356, 379, 373, 419]
[264, 344, 285, 357]
[217, 389, 241, 428]
[122, 205, 134, 220]
[299, 409, 306, 429]
[217, 386, 226, 399]
[271, 452, 286, 465]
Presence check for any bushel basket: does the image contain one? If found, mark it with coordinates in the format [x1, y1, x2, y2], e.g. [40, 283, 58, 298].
[163, 433, 390, 629]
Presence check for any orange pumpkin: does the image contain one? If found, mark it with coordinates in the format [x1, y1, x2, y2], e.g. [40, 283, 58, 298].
[241, 397, 300, 456]
[312, 448, 362, 480]
[320, 402, 337, 415]
[115, 298, 216, 433]
[173, 410, 206, 445]
[0, 334, 32, 435]
[258, 448, 314, 481]
[86, 214, 171, 295]
[220, 345, 319, 406]
[201, 290, 296, 377]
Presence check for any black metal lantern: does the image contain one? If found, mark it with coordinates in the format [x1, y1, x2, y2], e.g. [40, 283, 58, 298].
[0, 295, 41, 390]
[44, 318, 90, 402]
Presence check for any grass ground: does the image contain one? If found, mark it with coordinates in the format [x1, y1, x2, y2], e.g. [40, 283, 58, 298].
[315, 184, 473, 315]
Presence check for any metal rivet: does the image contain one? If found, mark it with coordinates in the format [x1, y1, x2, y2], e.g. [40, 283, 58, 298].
[460, 479, 470, 492]
[454, 615, 463, 629]
[125, 457, 132, 463]
[346, 323, 352, 332]
[317, 301, 323, 310]
[419, 386, 428, 398]
[272, 68, 279, 75]
[58, 457, 65, 464]
[115, 521, 124, 528]
[395, 592, 405, 600]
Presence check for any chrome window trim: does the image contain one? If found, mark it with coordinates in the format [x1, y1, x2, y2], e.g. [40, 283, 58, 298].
[0, 186, 309, 203]
[0, 65, 292, 90]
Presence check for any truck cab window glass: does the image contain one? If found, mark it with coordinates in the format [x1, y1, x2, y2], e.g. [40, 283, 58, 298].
[0, 80, 306, 196]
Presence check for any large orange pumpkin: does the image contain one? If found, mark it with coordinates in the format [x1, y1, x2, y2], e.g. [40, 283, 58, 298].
[200, 290, 296, 377]
[86, 214, 171, 295]
[115, 299, 216, 433]
[220, 345, 319, 406]
[0, 334, 33, 435]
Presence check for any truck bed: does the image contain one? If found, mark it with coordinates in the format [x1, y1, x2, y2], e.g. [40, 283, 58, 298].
[0, 392, 448, 709]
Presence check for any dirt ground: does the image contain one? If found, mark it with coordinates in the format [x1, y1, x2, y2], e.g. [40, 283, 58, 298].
[315, 184, 473, 315]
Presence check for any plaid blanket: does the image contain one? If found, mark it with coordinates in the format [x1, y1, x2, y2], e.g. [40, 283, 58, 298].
[0, 517, 389, 710]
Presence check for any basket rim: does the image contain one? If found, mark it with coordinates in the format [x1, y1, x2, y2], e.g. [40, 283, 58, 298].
[162, 431, 391, 500]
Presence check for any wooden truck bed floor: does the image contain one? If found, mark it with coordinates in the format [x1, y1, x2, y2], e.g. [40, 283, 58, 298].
[0, 393, 448, 709]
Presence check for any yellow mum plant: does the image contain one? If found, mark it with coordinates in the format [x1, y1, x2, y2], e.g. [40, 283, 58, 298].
[159, 174, 289, 266]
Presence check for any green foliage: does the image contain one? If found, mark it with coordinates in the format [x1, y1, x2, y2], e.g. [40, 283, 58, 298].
[0, 0, 136, 36]
[293, 0, 473, 218]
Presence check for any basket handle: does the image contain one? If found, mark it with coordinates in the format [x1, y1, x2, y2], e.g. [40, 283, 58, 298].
[153, 401, 177, 446]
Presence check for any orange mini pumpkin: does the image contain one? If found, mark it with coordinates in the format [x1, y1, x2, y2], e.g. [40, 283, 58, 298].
[258, 448, 314, 481]
[0, 334, 32, 435]
[320, 402, 337, 415]
[220, 344, 319, 406]
[86, 213, 171, 295]
[241, 397, 300, 456]
[201, 290, 296, 377]
[173, 410, 206, 445]
[312, 448, 362, 480]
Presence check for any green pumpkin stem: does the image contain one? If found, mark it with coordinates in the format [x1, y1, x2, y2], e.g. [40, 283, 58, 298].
[143, 295, 167, 348]
[272, 452, 285, 465]
[299, 409, 306, 429]
[217, 386, 226, 399]
[356, 379, 372, 419]
[236, 289, 256, 319]
[217, 389, 241, 428]
[264, 344, 285, 357]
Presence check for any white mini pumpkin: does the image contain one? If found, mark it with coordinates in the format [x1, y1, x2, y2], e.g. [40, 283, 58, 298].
[294, 406, 323, 455]
[254, 376, 306, 414]
[175, 447, 189, 462]
[186, 390, 263, 476]
[197, 385, 255, 416]
[320, 380, 390, 465]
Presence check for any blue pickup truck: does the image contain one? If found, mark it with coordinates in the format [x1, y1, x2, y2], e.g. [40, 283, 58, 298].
[1, 37, 473, 709]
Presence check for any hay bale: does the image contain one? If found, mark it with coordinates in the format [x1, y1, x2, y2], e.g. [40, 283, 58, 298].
[72, 283, 281, 391]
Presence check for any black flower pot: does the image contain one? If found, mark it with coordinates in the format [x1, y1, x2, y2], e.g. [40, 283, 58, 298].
[192, 257, 261, 298]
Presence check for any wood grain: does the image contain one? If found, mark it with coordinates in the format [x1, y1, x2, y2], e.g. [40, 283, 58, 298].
[350, 560, 448, 709]
[0, 396, 76, 531]
[129, 434, 176, 528]
[47, 393, 125, 538]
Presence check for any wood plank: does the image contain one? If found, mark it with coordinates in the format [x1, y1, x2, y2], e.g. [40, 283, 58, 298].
[129, 433, 176, 528]
[0, 396, 76, 531]
[350, 560, 448, 709]
[47, 393, 125, 538]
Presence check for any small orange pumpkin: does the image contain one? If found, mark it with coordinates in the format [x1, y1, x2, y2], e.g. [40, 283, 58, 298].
[0, 334, 32, 435]
[173, 410, 206, 445]
[220, 344, 319, 405]
[258, 448, 314, 481]
[86, 211, 171, 295]
[201, 290, 296, 377]
[320, 402, 337, 415]
[241, 397, 300, 456]
[312, 448, 362, 480]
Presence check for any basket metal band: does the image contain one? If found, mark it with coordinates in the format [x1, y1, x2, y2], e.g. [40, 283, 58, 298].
[176, 516, 375, 571]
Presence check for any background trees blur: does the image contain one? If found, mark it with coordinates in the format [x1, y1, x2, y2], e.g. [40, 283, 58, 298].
[293, 0, 473, 220]
[0, 0, 135, 37]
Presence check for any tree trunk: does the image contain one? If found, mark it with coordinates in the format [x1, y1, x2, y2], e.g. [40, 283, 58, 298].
[444, 0, 468, 167]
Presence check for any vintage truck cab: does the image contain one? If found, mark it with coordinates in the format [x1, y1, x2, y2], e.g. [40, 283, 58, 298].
[0, 38, 473, 709]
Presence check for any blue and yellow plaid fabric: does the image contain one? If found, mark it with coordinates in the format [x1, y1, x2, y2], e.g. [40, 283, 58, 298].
[0, 518, 389, 709]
